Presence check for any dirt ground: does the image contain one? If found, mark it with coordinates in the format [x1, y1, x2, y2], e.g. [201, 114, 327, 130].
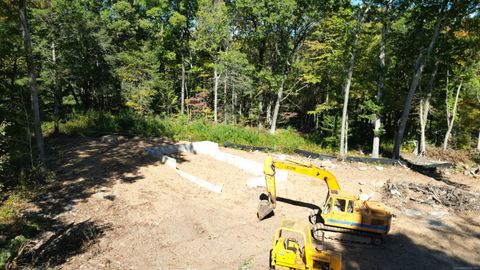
[23, 137, 480, 269]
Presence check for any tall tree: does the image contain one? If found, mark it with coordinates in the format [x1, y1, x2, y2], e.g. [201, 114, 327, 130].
[193, 0, 229, 123]
[392, 0, 448, 159]
[418, 58, 439, 155]
[19, 0, 46, 167]
[339, 4, 370, 158]
[443, 77, 462, 149]
[372, 0, 391, 158]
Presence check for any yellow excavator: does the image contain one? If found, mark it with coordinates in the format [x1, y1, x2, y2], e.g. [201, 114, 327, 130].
[270, 219, 342, 270]
[257, 156, 392, 245]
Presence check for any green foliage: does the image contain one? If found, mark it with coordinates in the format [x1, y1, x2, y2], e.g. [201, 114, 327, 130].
[0, 235, 28, 268]
[45, 111, 336, 154]
[1, 0, 479, 194]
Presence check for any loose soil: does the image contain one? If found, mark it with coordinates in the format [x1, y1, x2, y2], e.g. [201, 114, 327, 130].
[20, 137, 480, 269]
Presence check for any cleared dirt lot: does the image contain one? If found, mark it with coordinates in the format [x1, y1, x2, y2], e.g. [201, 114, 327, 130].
[25, 137, 480, 269]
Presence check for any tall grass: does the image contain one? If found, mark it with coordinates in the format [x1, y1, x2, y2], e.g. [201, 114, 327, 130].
[43, 111, 334, 154]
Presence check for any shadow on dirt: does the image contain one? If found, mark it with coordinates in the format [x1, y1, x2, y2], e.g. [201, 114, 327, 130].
[401, 159, 467, 189]
[277, 197, 321, 211]
[11, 135, 186, 268]
[12, 220, 110, 269]
[341, 232, 479, 270]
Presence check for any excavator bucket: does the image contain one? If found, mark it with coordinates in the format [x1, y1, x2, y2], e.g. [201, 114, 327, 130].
[257, 198, 274, 220]
[257, 156, 277, 220]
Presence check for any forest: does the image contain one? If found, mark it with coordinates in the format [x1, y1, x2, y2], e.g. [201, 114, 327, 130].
[0, 0, 479, 184]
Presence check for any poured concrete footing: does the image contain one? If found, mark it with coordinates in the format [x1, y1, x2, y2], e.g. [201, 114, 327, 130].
[146, 141, 287, 190]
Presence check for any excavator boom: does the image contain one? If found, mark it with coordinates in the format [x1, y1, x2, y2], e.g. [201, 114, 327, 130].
[258, 156, 341, 220]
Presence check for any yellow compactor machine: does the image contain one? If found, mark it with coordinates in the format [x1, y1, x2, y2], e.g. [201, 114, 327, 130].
[270, 219, 342, 270]
[258, 156, 392, 245]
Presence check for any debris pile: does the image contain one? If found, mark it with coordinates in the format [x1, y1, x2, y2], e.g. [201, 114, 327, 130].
[458, 164, 480, 178]
[383, 180, 480, 212]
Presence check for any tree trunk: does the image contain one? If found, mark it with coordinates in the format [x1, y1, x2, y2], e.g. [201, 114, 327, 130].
[232, 83, 236, 125]
[52, 42, 59, 134]
[213, 66, 219, 123]
[418, 59, 439, 156]
[270, 76, 286, 134]
[339, 49, 356, 157]
[258, 94, 263, 129]
[443, 80, 462, 150]
[345, 115, 349, 154]
[266, 98, 273, 126]
[181, 54, 186, 114]
[340, 5, 369, 158]
[392, 0, 446, 159]
[16, 61, 34, 169]
[20, 0, 46, 168]
[223, 74, 228, 123]
[372, 8, 388, 158]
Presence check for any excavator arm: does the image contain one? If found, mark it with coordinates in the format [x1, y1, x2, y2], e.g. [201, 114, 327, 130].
[258, 155, 341, 220]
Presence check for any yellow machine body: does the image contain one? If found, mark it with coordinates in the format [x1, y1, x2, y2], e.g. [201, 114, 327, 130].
[270, 219, 342, 270]
[259, 156, 392, 238]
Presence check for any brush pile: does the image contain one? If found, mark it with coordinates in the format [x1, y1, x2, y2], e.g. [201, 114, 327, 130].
[383, 180, 480, 212]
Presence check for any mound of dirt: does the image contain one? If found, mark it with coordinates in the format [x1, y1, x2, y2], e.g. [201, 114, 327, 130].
[425, 146, 472, 165]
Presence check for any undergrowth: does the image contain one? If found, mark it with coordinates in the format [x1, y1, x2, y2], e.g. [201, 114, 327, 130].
[0, 166, 54, 268]
[43, 111, 342, 154]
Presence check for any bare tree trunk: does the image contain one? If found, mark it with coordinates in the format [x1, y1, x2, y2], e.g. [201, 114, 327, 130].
[266, 98, 273, 126]
[232, 83, 236, 125]
[443, 80, 462, 150]
[340, 6, 369, 158]
[223, 74, 228, 123]
[213, 66, 219, 123]
[258, 94, 263, 129]
[393, 0, 447, 159]
[181, 54, 186, 114]
[372, 7, 388, 158]
[20, 0, 46, 168]
[270, 76, 286, 134]
[345, 115, 349, 154]
[418, 59, 439, 156]
[339, 49, 356, 157]
[52, 42, 59, 134]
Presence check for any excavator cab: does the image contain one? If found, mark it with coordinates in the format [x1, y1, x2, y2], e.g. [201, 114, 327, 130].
[318, 194, 391, 238]
[270, 219, 342, 270]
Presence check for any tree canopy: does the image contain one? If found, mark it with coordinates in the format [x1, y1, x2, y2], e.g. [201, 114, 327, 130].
[0, 0, 479, 180]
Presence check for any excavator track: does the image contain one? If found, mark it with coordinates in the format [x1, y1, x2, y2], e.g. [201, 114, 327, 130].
[312, 222, 384, 246]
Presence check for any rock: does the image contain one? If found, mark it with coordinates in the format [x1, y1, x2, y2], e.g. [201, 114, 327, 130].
[358, 167, 368, 171]
[358, 181, 365, 185]
[429, 211, 448, 218]
[101, 134, 120, 144]
[92, 192, 113, 200]
[375, 166, 384, 171]
[404, 208, 422, 217]
[390, 189, 401, 197]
